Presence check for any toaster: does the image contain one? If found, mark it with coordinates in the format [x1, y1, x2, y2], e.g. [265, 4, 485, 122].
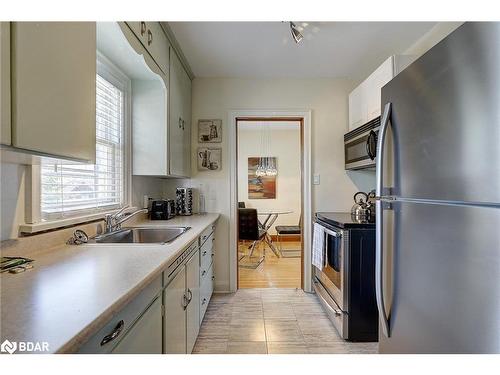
[150, 199, 176, 220]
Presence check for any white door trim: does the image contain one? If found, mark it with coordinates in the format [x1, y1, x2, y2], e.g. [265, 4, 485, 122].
[228, 109, 312, 293]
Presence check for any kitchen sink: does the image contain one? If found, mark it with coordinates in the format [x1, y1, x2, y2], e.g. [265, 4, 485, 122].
[93, 227, 191, 244]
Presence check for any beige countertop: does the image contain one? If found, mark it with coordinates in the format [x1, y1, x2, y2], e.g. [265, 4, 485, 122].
[0, 213, 219, 353]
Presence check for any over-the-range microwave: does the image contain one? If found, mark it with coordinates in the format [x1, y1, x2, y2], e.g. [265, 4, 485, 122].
[344, 117, 380, 170]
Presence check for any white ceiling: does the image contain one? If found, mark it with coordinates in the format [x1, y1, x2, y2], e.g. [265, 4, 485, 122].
[169, 22, 436, 81]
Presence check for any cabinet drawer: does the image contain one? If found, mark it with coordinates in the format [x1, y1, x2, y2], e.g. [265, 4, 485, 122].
[200, 233, 214, 273]
[78, 275, 162, 353]
[199, 225, 215, 246]
[200, 264, 214, 324]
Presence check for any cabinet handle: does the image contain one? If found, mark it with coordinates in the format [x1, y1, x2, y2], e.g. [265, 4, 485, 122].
[179, 117, 182, 129]
[202, 298, 207, 306]
[202, 250, 207, 256]
[182, 119, 185, 130]
[140, 22, 146, 36]
[202, 270, 206, 276]
[182, 293, 188, 310]
[147, 30, 153, 46]
[212, 276, 215, 281]
[100, 320, 125, 346]
[187, 288, 193, 303]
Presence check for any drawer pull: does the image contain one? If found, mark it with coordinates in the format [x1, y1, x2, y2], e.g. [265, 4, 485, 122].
[140, 22, 146, 36]
[202, 251, 207, 256]
[202, 298, 207, 305]
[182, 293, 189, 310]
[100, 320, 125, 346]
[212, 276, 215, 281]
[187, 288, 193, 303]
[202, 270, 206, 276]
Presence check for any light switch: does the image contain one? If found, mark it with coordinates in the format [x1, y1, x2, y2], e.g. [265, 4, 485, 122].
[313, 174, 320, 185]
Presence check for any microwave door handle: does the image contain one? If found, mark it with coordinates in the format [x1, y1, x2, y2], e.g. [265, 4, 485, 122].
[376, 102, 392, 338]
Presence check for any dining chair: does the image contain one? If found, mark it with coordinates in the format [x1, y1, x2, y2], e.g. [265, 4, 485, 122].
[275, 213, 302, 257]
[238, 208, 266, 267]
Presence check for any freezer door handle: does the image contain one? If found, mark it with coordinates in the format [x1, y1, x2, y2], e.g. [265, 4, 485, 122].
[375, 102, 392, 337]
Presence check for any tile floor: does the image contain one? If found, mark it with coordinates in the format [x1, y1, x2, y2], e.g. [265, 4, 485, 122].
[192, 288, 379, 354]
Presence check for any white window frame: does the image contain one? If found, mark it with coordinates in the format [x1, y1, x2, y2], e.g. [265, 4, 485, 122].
[22, 53, 132, 232]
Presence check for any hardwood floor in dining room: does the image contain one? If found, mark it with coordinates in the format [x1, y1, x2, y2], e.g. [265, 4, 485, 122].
[238, 241, 302, 288]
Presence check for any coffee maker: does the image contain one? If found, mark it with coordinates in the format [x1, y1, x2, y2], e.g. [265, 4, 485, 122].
[176, 188, 193, 216]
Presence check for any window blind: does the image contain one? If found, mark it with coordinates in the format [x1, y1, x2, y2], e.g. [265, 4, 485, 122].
[40, 74, 125, 219]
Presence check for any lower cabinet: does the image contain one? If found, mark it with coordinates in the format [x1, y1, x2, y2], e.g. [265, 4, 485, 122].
[163, 265, 187, 354]
[186, 249, 200, 353]
[111, 296, 162, 354]
[78, 222, 217, 354]
[163, 248, 200, 354]
[78, 275, 162, 354]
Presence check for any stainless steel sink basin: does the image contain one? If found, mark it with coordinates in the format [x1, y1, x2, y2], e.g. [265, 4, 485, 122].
[93, 227, 190, 244]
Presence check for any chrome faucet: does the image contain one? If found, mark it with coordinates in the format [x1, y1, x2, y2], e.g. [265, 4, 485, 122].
[104, 206, 148, 234]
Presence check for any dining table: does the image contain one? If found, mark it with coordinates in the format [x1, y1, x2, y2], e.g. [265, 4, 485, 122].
[257, 210, 293, 257]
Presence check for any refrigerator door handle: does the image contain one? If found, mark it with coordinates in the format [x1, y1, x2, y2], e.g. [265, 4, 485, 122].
[375, 102, 392, 337]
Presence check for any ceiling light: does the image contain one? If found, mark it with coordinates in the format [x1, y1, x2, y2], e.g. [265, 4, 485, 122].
[290, 22, 303, 44]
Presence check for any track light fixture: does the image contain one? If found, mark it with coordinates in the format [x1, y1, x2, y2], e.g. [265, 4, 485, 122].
[290, 22, 303, 44]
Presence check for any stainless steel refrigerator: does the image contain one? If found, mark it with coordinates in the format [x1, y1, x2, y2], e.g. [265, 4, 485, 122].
[376, 22, 500, 353]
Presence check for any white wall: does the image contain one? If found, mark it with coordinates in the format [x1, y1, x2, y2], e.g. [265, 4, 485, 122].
[237, 122, 301, 234]
[403, 22, 463, 58]
[190, 77, 373, 292]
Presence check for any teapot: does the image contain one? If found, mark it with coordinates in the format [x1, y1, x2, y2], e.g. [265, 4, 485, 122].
[351, 191, 370, 218]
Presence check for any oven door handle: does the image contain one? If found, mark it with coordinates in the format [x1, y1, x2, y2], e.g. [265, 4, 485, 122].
[375, 102, 392, 338]
[323, 227, 342, 238]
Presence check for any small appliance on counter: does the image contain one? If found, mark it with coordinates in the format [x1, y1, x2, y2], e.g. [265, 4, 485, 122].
[176, 188, 193, 216]
[313, 212, 377, 342]
[350, 190, 376, 220]
[150, 199, 176, 220]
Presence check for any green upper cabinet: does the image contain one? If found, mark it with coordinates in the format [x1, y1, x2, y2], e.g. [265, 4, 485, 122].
[125, 22, 169, 76]
[121, 21, 192, 178]
[169, 48, 192, 178]
[10, 22, 96, 163]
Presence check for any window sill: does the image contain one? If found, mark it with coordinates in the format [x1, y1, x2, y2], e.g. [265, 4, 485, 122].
[19, 208, 138, 235]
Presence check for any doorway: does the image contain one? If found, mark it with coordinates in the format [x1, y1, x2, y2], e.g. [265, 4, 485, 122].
[235, 117, 304, 289]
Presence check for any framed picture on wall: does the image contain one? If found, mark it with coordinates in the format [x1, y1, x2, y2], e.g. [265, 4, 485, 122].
[248, 157, 277, 199]
[198, 119, 222, 143]
[197, 147, 222, 171]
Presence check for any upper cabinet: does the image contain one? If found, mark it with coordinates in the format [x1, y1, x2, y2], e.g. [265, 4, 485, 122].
[125, 22, 169, 76]
[348, 55, 414, 131]
[110, 21, 192, 178]
[0, 22, 11, 146]
[2, 22, 96, 162]
[169, 49, 192, 178]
